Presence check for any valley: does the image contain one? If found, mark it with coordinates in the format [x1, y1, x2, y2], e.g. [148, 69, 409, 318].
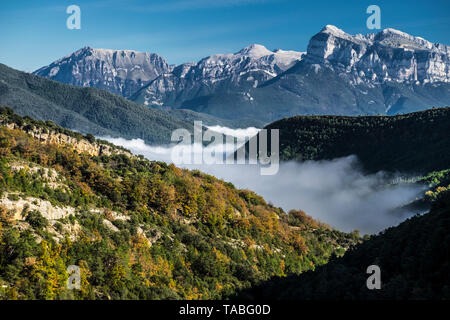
[1, 5, 449, 302]
[0, 107, 360, 299]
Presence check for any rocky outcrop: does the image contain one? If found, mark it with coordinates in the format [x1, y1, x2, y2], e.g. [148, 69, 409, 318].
[1, 194, 75, 221]
[29, 129, 121, 157]
[2, 121, 133, 158]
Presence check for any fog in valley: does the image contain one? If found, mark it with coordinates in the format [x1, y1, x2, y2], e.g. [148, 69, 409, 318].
[102, 126, 425, 235]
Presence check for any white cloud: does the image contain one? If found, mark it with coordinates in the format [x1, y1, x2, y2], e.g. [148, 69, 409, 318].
[205, 125, 260, 139]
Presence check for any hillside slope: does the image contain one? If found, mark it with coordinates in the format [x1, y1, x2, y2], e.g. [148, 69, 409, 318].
[236, 189, 450, 300]
[0, 108, 359, 299]
[0, 63, 193, 144]
[265, 107, 450, 174]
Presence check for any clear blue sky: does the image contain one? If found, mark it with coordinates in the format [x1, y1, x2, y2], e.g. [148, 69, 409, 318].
[1, 0, 449, 72]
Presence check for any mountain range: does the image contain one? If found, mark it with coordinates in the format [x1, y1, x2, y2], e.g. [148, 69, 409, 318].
[0, 62, 261, 145]
[34, 25, 450, 123]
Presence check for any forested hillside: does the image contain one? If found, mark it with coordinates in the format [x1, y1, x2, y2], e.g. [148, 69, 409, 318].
[266, 107, 450, 174]
[236, 189, 450, 300]
[231, 107, 450, 300]
[0, 63, 196, 144]
[0, 107, 359, 299]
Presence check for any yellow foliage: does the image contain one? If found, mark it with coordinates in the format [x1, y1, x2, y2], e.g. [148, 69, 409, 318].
[78, 260, 93, 299]
[213, 247, 230, 265]
[111, 264, 127, 287]
[279, 260, 286, 276]
[30, 241, 68, 300]
[131, 234, 150, 252]
[290, 232, 308, 254]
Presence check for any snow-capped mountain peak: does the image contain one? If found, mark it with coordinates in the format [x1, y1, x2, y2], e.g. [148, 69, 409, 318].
[321, 24, 350, 37]
[373, 28, 436, 51]
[237, 44, 273, 58]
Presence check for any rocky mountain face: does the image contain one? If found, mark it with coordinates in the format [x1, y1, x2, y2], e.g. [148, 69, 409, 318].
[306, 25, 450, 85]
[130, 44, 305, 108]
[132, 26, 450, 121]
[253, 26, 450, 119]
[34, 47, 171, 98]
[0, 120, 132, 158]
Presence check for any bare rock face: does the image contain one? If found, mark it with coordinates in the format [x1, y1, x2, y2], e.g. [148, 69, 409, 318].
[306, 25, 450, 85]
[34, 47, 171, 98]
[1, 121, 133, 158]
[1, 194, 75, 221]
[248, 26, 450, 120]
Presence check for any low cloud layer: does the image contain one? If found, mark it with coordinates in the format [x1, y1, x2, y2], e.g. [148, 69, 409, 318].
[103, 136, 425, 235]
[205, 125, 260, 139]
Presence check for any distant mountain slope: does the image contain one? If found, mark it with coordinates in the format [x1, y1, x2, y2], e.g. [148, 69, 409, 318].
[34, 47, 171, 98]
[170, 109, 265, 128]
[131, 44, 304, 112]
[264, 107, 450, 174]
[0, 63, 194, 144]
[134, 26, 450, 122]
[254, 26, 450, 119]
[0, 108, 359, 299]
[236, 189, 450, 300]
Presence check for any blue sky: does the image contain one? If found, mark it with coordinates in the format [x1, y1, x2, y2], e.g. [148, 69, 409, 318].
[1, 0, 449, 72]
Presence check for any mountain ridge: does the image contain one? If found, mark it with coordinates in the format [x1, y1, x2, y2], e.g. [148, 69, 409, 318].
[130, 43, 305, 108]
[0, 62, 194, 144]
[34, 46, 171, 98]
[262, 106, 450, 174]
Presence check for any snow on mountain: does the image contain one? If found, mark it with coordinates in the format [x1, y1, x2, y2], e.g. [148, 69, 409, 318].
[306, 25, 450, 85]
[133, 26, 449, 116]
[32, 26, 450, 122]
[250, 25, 450, 119]
[33, 47, 171, 98]
[132, 44, 305, 106]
